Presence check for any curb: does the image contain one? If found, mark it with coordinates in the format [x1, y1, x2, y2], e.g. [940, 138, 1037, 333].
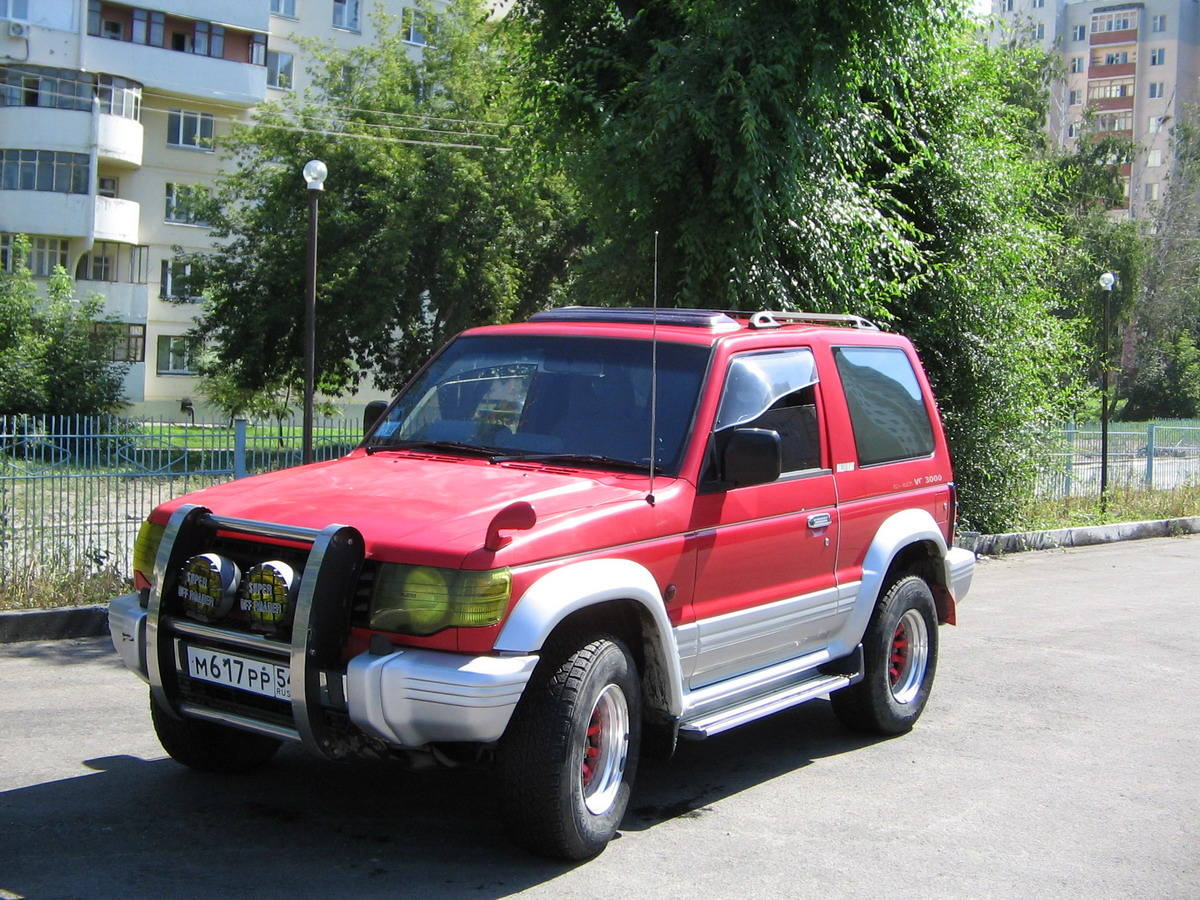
[0, 604, 109, 644]
[972, 516, 1200, 556]
[2, 518, 1198, 644]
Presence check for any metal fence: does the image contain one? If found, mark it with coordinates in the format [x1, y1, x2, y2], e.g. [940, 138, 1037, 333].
[2, 416, 1198, 590]
[0, 415, 361, 586]
[1036, 422, 1200, 499]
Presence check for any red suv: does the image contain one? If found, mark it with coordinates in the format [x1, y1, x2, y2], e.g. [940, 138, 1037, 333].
[110, 307, 975, 860]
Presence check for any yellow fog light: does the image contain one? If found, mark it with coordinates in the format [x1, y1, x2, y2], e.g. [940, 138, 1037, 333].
[370, 565, 511, 636]
[133, 519, 165, 589]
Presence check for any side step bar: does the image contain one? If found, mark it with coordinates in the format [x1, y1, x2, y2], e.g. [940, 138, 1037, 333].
[679, 673, 851, 739]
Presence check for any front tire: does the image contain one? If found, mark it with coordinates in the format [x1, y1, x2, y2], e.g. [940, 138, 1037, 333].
[497, 632, 642, 861]
[150, 692, 282, 773]
[831, 575, 938, 736]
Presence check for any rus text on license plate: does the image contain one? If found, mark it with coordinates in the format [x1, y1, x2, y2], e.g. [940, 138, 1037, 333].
[184, 646, 291, 701]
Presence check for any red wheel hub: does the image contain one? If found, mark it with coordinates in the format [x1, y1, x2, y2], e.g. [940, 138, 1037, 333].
[889, 622, 909, 686]
[582, 708, 602, 787]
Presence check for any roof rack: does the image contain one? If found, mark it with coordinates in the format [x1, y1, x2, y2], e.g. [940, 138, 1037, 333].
[748, 311, 879, 331]
[529, 307, 740, 328]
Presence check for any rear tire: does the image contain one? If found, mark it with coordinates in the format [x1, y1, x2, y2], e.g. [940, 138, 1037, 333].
[150, 692, 282, 773]
[497, 632, 641, 861]
[831, 575, 938, 736]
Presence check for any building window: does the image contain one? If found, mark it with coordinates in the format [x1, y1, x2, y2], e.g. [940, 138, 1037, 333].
[157, 335, 199, 375]
[1071, 24, 1086, 41]
[77, 244, 117, 281]
[193, 22, 226, 59]
[271, 0, 297, 17]
[1147, 150, 1163, 168]
[1151, 14, 1166, 32]
[0, 150, 90, 194]
[1144, 182, 1160, 202]
[266, 51, 294, 89]
[160, 259, 201, 300]
[1068, 89, 1081, 106]
[1095, 113, 1132, 132]
[1069, 57, 1084, 74]
[1034, 23, 1045, 39]
[1148, 115, 1166, 133]
[333, 0, 360, 30]
[1149, 48, 1165, 66]
[251, 34, 266, 66]
[1088, 79, 1134, 101]
[402, 8, 434, 45]
[131, 9, 166, 46]
[1091, 12, 1134, 33]
[165, 183, 210, 226]
[97, 75, 142, 119]
[1149, 82, 1165, 99]
[1, 1, 30, 20]
[97, 176, 119, 198]
[1101, 50, 1130, 66]
[1033, 0, 1044, 7]
[1067, 122, 1079, 139]
[91, 322, 146, 363]
[167, 110, 215, 150]
[27, 237, 70, 276]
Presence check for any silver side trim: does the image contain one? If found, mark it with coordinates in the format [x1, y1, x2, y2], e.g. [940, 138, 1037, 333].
[680, 673, 850, 738]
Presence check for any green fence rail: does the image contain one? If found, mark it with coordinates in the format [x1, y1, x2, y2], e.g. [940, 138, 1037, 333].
[0, 415, 362, 585]
[1, 416, 1197, 589]
[1036, 422, 1200, 499]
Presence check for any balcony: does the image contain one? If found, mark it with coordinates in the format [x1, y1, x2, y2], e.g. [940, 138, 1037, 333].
[0, 107, 143, 166]
[0, 191, 140, 243]
[94, 196, 140, 243]
[83, 39, 266, 106]
[1088, 63, 1137, 79]
[1091, 97, 1135, 112]
[1091, 29, 1138, 46]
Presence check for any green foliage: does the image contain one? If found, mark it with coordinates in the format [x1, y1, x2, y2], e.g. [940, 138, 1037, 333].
[512, 4, 1090, 531]
[190, 0, 577, 395]
[0, 236, 127, 416]
[1123, 107, 1200, 419]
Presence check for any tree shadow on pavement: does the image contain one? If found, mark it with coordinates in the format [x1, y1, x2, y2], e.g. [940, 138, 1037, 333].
[0, 700, 882, 900]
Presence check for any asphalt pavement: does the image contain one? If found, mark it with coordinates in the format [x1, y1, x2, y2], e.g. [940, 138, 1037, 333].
[1, 535, 1197, 899]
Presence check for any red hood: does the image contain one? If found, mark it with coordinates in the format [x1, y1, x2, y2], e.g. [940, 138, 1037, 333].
[154, 449, 684, 568]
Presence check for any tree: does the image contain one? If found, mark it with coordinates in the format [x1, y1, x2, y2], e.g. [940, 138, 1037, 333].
[510, 3, 1087, 531]
[189, 1, 579, 397]
[0, 236, 127, 416]
[1122, 108, 1200, 419]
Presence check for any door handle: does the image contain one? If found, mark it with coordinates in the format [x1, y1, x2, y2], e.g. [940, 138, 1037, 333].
[807, 512, 832, 530]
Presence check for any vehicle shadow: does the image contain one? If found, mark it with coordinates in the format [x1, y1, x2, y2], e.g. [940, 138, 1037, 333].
[0, 702, 882, 900]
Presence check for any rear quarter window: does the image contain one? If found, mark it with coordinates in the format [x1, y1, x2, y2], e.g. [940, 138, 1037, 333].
[833, 346, 934, 465]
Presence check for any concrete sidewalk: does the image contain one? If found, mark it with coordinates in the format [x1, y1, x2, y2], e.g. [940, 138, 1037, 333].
[3, 515, 1198, 644]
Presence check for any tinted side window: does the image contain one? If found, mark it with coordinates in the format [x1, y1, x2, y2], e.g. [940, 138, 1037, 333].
[834, 347, 934, 465]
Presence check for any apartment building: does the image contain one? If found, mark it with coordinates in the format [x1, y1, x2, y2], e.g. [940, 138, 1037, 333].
[990, 0, 1200, 220]
[0, 0, 432, 416]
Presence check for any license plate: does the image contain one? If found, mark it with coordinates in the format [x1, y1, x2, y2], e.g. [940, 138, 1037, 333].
[184, 646, 291, 701]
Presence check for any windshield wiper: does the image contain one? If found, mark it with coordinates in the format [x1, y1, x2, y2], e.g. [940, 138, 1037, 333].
[366, 440, 502, 459]
[492, 452, 651, 472]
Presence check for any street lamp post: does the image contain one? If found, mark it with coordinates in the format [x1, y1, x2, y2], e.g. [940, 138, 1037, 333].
[1099, 271, 1116, 509]
[302, 159, 327, 465]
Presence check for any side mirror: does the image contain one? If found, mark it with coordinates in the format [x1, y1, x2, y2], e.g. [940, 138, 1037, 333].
[363, 400, 389, 436]
[722, 428, 782, 488]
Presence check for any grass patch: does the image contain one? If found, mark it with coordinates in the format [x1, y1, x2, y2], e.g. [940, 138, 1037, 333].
[1019, 483, 1200, 531]
[0, 567, 129, 612]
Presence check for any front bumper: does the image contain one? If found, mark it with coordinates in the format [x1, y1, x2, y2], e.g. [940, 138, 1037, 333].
[109, 589, 537, 751]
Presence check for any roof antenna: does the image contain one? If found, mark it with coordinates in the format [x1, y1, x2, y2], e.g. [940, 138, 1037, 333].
[647, 231, 659, 507]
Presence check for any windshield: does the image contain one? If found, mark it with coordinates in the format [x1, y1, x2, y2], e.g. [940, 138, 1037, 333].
[366, 334, 711, 475]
